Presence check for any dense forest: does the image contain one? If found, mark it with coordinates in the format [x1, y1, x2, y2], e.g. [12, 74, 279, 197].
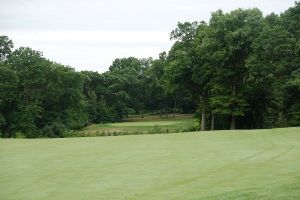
[0, 2, 299, 138]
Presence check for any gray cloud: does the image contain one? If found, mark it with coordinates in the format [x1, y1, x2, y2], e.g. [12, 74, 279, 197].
[0, 0, 296, 72]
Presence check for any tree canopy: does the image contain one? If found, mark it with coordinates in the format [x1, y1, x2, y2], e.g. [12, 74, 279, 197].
[1, 2, 299, 137]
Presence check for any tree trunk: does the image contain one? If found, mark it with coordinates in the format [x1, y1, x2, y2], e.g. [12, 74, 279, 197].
[230, 83, 236, 130]
[173, 96, 177, 118]
[200, 102, 206, 131]
[231, 115, 236, 130]
[211, 112, 215, 131]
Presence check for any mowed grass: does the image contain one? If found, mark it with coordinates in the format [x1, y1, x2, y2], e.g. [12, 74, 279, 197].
[77, 114, 197, 136]
[1, 127, 300, 200]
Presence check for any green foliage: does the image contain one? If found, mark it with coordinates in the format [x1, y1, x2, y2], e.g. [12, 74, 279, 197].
[0, 44, 88, 137]
[0, 35, 13, 61]
[0, 2, 300, 137]
[42, 122, 66, 138]
[165, 3, 300, 129]
[15, 132, 25, 138]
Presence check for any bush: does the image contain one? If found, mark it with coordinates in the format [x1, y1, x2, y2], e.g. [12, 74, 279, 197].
[15, 132, 25, 138]
[42, 122, 66, 138]
[66, 120, 85, 130]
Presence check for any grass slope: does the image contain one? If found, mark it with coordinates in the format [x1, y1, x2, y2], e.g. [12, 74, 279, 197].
[1, 127, 300, 200]
[78, 114, 197, 136]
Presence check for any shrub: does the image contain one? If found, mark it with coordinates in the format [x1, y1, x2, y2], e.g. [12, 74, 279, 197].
[15, 132, 25, 138]
[42, 122, 66, 138]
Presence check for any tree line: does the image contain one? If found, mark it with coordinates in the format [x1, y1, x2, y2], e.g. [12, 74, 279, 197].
[0, 2, 299, 137]
[0, 42, 194, 138]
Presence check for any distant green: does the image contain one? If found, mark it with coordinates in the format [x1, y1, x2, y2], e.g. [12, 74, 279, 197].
[77, 115, 197, 136]
[1, 127, 300, 200]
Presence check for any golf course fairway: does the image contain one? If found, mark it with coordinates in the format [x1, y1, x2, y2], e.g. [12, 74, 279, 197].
[1, 127, 300, 199]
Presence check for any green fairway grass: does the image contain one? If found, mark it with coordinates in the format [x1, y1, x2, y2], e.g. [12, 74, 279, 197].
[76, 114, 197, 136]
[1, 127, 300, 200]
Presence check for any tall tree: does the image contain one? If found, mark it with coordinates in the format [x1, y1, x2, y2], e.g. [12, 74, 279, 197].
[0, 36, 13, 61]
[167, 22, 202, 128]
[207, 8, 264, 129]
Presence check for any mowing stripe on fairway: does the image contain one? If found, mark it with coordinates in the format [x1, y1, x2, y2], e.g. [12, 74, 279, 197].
[0, 127, 300, 200]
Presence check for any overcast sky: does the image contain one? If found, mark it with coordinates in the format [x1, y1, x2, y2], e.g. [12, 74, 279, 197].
[0, 0, 296, 72]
